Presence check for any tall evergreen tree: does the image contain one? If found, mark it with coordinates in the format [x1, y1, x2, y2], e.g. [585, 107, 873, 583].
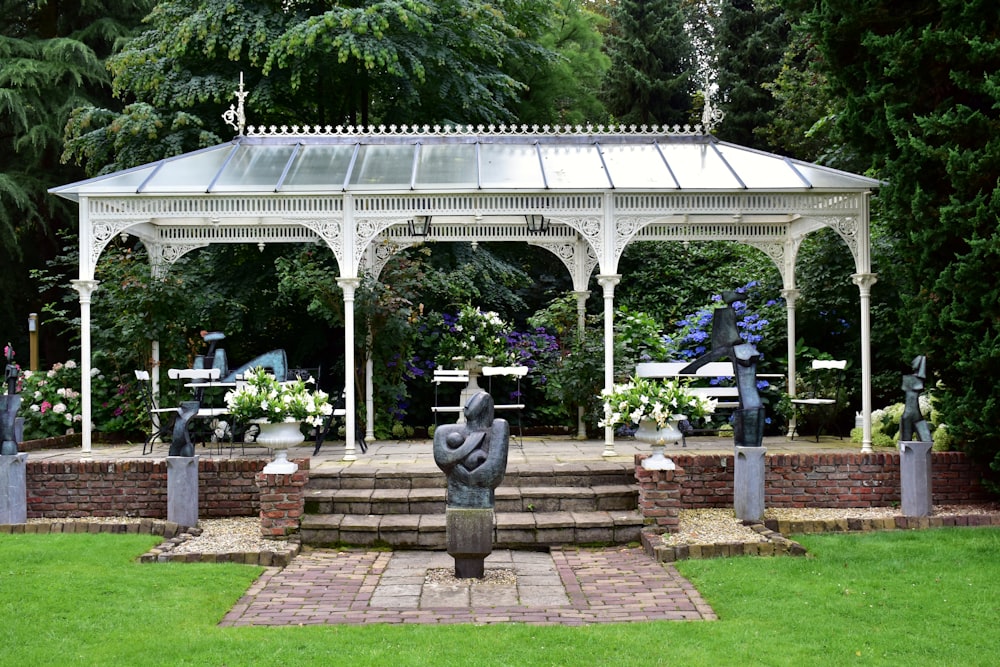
[601, 0, 696, 127]
[714, 0, 790, 150]
[514, 0, 611, 125]
[786, 0, 1000, 468]
[64, 0, 556, 176]
[0, 0, 153, 355]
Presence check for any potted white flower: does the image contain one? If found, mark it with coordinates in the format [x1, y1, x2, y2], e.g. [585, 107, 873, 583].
[224, 367, 333, 472]
[599, 376, 717, 470]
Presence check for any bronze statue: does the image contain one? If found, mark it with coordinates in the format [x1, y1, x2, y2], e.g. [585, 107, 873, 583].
[169, 401, 199, 457]
[900, 356, 932, 442]
[680, 291, 764, 447]
[433, 391, 510, 578]
[433, 392, 510, 508]
[1, 344, 21, 455]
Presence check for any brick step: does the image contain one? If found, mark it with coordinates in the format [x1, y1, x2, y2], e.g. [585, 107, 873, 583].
[304, 484, 638, 515]
[299, 510, 645, 549]
[305, 462, 635, 491]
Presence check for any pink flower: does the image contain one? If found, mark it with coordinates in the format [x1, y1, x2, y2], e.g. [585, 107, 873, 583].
[40, 401, 52, 413]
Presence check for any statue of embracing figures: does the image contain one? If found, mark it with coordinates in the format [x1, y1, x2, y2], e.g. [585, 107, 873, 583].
[433, 391, 510, 578]
[1, 343, 22, 455]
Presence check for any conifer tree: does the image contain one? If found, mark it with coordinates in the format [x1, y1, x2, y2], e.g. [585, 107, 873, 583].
[601, 0, 696, 127]
[0, 0, 153, 349]
[714, 0, 790, 150]
[787, 0, 1000, 467]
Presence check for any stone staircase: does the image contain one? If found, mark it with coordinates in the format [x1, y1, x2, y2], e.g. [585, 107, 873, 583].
[300, 462, 644, 549]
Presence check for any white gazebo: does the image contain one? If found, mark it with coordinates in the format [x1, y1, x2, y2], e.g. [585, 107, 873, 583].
[51, 108, 880, 460]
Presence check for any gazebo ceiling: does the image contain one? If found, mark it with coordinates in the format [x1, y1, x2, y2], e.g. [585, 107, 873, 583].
[50, 128, 880, 202]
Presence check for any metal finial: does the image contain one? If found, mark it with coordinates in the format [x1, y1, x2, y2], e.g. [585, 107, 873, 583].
[701, 85, 725, 134]
[222, 72, 249, 135]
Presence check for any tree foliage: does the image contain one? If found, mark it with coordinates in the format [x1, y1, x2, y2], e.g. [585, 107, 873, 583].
[514, 0, 611, 125]
[714, 0, 790, 151]
[785, 0, 1000, 467]
[0, 0, 153, 354]
[63, 0, 556, 175]
[600, 0, 696, 126]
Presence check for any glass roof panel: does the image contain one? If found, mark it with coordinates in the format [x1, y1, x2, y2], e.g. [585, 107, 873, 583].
[479, 143, 545, 189]
[56, 165, 158, 197]
[211, 144, 295, 192]
[663, 143, 743, 189]
[281, 145, 356, 191]
[599, 144, 677, 189]
[713, 145, 805, 189]
[539, 144, 610, 189]
[141, 145, 234, 192]
[791, 162, 879, 189]
[413, 144, 478, 188]
[347, 144, 416, 189]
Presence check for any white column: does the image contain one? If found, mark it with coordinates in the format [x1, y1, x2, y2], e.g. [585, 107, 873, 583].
[852, 273, 878, 454]
[70, 279, 99, 457]
[572, 289, 590, 440]
[597, 274, 620, 457]
[365, 354, 375, 442]
[782, 288, 800, 439]
[339, 278, 361, 461]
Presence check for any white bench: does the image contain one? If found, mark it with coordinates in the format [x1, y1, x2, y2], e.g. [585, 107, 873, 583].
[431, 366, 528, 420]
[635, 361, 742, 408]
[431, 369, 470, 420]
[635, 361, 783, 440]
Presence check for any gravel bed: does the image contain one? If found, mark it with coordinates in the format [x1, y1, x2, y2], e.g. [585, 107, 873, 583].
[662, 504, 998, 547]
[170, 517, 291, 555]
[425, 568, 517, 585]
[27, 516, 292, 555]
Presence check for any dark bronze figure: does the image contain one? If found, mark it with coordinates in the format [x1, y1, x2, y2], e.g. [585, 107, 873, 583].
[433, 392, 510, 508]
[901, 356, 933, 442]
[680, 291, 765, 447]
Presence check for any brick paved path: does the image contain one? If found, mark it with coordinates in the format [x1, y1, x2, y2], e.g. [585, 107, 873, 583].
[221, 546, 716, 626]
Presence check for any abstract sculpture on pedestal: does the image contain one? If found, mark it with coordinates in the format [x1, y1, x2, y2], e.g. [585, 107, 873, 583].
[900, 355, 932, 442]
[899, 355, 933, 518]
[1, 344, 22, 455]
[680, 291, 764, 447]
[433, 391, 510, 578]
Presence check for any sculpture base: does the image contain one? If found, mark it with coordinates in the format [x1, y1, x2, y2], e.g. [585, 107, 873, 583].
[166, 456, 199, 527]
[446, 507, 495, 579]
[900, 440, 933, 517]
[0, 453, 28, 524]
[734, 446, 766, 522]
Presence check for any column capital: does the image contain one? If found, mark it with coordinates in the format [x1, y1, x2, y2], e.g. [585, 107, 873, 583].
[70, 279, 100, 302]
[337, 277, 361, 295]
[596, 273, 621, 287]
[571, 290, 592, 300]
[781, 288, 801, 306]
[851, 273, 878, 292]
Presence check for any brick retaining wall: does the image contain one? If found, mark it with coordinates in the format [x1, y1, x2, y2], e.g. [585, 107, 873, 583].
[637, 451, 995, 531]
[23, 458, 295, 519]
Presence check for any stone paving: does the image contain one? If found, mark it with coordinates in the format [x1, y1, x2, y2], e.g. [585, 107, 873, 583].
[221, 546, 716, 626]
[28, 433, 857, 626]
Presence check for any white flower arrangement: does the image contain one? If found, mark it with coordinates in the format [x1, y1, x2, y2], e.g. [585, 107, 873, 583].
[224, 367, 333, 426]
[599, 376, 717, 429]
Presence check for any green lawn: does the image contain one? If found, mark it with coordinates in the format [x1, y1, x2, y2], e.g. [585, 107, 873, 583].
[1, 528, 998, 666]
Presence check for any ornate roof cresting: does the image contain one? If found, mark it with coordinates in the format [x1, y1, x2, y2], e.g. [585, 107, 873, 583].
[246, 122, 710, 138]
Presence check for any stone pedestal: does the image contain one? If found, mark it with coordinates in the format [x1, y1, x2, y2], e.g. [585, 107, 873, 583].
[446, 507, 494, 578]
[0, 453, 28, 524]
[734, 446, 766, 522]
[899, 440, 933, 517]
[166, 456, 199, 527]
